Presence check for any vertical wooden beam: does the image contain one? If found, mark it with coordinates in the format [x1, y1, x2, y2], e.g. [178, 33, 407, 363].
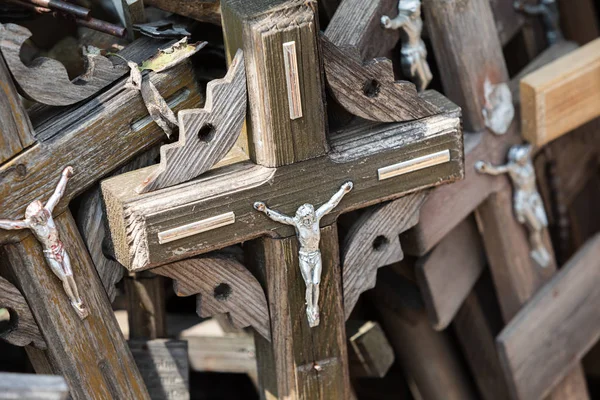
[124, 272, 167, 340]
[558, 0, 599, 45]
[3, 212, 149, 400]
[248, 225, 351, 400]
[425, 0, 510, 132]
[221, 0, 328, 167]
[0, 54, 34, 164]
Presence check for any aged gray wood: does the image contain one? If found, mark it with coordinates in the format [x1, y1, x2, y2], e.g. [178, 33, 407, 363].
[415, 217, 486, 330]
[321, 37, 439, 122]
[3, 212, 150, 399]
[185, 333, 256, 375]
[221, 0, 328, 167]
[125, 273, 167, 340]
[497, 234, 600, 400]
[425, 0, 510, 132]
[129, 339, 189, 400]
[0, 60, 201, 237]
[347, 321, 394, 378]
[342, 192, 426, 318]
[154, 255, 271, 341]
[0, 53, 34, 164]
[102, 93, 462, 271]
[0, 23, 128, 106]
[137, 50, 246, 193]
[0, 373, 68, 400]
[0, 275, 46, 349]
[144, 0, 221, 25]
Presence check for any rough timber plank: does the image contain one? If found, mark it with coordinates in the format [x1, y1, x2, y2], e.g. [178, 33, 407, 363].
[520, 38, 600, 147]
[0, 373, 68, 400]
[221, 0, 328, 167]
[0, 60, 201, 243]
[347, 321, 394, 378]
[248, 225, 351, 400]
[497, 234, 600, 400]
[144, 0, 221, 25]
[102, 93, 462, 271]
[0, 53, 34, 163]
[425, 0, 510, 132]
[124, 273, 167, 340]
[3, 212, 149, 400]
[415, 217, 486, 331]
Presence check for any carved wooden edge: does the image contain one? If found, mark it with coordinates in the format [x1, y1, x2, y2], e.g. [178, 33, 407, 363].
[320, 35, 439, 122]
[496, 233, 600, 400]
[347, 320, 395, 378]
[0, 24, 127, 106]
[153, 254, 271, 341]
[137, 49, 247, 193]
[342, 192, 426, 319]
[0, 276, 46, 349]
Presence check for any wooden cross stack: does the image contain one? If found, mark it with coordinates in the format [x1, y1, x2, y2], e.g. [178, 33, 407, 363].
[0, 0, 599, 399]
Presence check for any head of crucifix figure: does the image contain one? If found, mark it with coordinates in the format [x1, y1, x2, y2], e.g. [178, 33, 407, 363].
[296, 204, 316, 227]
[508, 144, 532, 166]
[25, 200, 48, 226]
[399, 0, 421, 18]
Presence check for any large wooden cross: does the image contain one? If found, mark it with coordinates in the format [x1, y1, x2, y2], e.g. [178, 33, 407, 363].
[101, 0, 464, 397]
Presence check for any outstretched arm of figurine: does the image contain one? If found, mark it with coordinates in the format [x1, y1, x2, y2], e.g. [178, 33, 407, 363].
[46, 166, 73, 212]
[316, 182, 353, 219]
[475, 161, 510, 176]
[0, 219, 29, 230]
[254, 202, 295, 225]
[381, 13, 410, 30]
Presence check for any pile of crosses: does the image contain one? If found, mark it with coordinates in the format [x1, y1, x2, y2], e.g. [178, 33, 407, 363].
[0, 0, 599, 399]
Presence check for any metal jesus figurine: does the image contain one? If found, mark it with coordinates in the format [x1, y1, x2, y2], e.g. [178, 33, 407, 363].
[0, 167, 89, 319]
[254, 182, 353, 327]
[514, 0, 563, 45]
[475, 144, 551, 268]
[381, 0, 432, 92]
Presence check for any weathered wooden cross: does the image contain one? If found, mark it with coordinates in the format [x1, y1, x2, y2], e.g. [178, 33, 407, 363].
[101, 0, 464, 397]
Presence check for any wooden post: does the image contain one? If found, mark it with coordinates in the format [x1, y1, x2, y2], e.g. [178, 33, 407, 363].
[125, 273, 167, 340]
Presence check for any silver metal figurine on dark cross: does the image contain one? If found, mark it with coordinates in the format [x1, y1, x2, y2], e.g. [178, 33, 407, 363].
[0, 167, 89, 319]
[254, 181, 354, 327]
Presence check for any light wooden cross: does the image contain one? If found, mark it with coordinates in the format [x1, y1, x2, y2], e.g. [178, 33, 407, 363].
[101, 0, 464, 397]
[0, 39, 202, 399]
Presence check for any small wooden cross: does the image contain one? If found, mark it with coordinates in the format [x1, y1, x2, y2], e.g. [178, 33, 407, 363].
[102, 0, 464, 397]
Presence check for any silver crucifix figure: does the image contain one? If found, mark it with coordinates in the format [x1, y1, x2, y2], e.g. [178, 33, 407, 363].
[476, 144, 551, 268]
[381, 0, 432, 92]
[254, 181, 353, 327]
[0, 167, 89, 319]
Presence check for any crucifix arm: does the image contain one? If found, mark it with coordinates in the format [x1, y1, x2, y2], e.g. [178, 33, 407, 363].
[381, 14, 409, 30]
[316, 182, 353, 219]
[46, 167, 73, 212]
[475, 161, 509, 176]
[254, 202, 295, 225]
[0, 219, 29, 230]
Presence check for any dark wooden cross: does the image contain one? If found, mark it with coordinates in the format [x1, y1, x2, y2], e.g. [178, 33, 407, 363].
[101, 0, 464, 397]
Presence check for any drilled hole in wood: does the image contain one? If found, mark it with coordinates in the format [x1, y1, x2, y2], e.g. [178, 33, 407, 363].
[198, 123, 215, 143]
[214, 283, 232, 301]
[372, 235, 389, 251]
[363, 79, 381, 98]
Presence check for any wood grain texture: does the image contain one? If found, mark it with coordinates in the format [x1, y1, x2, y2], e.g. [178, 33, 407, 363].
[0, 60, 201, 244]
[102, 93, 462, 270]
[372, 270, 477, 400]
[415, 216, 486, 331]
[0, 53, 34, 164]
[144, 0, 221, 25]
[129, 339, 189, 400]
[324, 0, 400, 60]
[137, 50, 246, 193]
[0, 373, 68, 400]
[221, 0, 328, 167]
[0, 24, 128, 106]
[520, 38, 600, 147]
[347, 321, 394, 378]
[425, 0, 510, 132]
[557, 0, 599, 45]
[125, 274, 167, 340]
[497, 234, 600, 400]
[0, 275, 46, 349]
[248, 225, 351, 400]
[342, 192, 426, 319]
[185, 334, 256, 374]
[154, 255, 271, 341]
[3, 212, 150, 400]
[321, 37, 439, 122]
